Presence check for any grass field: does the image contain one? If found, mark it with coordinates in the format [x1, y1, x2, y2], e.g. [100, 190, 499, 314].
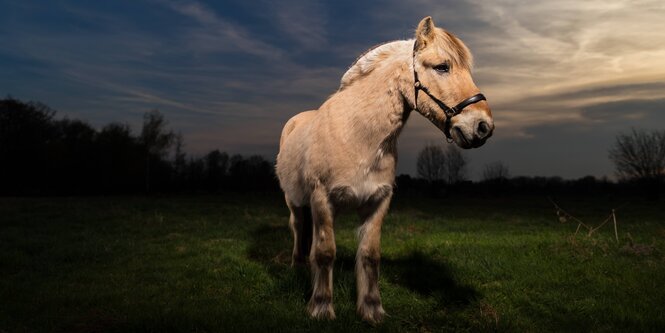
[1, 194, 664, 332]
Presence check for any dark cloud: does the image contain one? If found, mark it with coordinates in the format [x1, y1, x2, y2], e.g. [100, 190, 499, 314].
[580, 98, 665, 123]
[550, 82, 665, 103]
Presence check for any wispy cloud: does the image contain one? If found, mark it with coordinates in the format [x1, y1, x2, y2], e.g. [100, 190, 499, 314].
[271, 1, 328, 50]
[155, 0, 284, 58]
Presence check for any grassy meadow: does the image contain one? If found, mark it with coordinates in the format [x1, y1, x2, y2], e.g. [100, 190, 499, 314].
[1, 194, 664, 332]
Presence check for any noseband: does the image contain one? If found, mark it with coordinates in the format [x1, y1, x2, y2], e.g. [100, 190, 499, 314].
[412, 42, 486, 142]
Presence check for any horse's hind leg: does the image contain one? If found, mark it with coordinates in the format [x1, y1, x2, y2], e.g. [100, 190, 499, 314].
[307, 185, 336, 319]
[356, 190, 392, 323]
[286, 199, 312, 266]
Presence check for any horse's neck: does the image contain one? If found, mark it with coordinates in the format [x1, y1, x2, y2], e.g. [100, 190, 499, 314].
[338, 49, 413, 155]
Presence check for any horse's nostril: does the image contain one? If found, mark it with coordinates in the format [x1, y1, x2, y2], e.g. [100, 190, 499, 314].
[477, 121, 491, 138]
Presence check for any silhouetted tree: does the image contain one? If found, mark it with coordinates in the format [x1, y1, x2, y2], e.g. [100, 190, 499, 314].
[0, 97, 57, 193]
[140, 110, 175, 192]
[416, 144, 468, 184]
[444, 145, 467, 184]
[226, 154, 276, 190]
[97, 122, 142, 192]
[417, 144, 446, 182]
[482, 161, 510, 181]
[608, 129, 665, 182]
[50, 118, 97, 191]
[172, 132, 187, 189]
[245, 154, 275, 189]
[184, 157, 204, 190]
[205, 149, 229, 191]
[0, 97, 280, 195]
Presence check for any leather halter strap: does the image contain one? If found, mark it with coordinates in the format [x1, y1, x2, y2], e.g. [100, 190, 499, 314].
[412, 41, 486, 141]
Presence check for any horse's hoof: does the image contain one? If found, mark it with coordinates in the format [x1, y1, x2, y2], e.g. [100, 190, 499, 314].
[307, 299, 336, 320]
[358, 302, 385, 324]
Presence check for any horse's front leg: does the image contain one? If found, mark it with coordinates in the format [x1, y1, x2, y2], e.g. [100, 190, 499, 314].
[356, 190, 392, 323]
[307, 185, 336, 319]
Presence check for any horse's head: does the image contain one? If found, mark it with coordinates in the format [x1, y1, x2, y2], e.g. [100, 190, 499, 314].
[412, 16, 494, 149]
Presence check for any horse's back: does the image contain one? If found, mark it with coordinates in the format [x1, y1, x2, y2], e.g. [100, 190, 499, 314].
[279, 110, 317, 149]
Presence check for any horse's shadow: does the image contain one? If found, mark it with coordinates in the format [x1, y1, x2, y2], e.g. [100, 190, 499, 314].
[382, 251, 479, 307]
[247, 223, 479, 309]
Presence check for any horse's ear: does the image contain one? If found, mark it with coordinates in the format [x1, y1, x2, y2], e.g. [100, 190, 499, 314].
[415, 16, 436, 50]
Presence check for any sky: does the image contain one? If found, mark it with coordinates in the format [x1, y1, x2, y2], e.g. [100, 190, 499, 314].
[1, 0, 665, 180]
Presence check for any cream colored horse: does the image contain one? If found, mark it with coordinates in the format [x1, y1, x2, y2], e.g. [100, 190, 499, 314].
[276, 16, 494, 323]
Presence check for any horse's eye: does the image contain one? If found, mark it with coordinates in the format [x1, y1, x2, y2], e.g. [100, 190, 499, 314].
[433, 63, 450, 73]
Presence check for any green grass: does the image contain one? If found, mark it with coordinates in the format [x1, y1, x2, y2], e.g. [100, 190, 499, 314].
[1, 194, 664, 332]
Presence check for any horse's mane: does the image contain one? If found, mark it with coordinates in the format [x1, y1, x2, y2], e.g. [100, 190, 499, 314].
[339, 31, 473, 91]
[339, 40, 407, 91]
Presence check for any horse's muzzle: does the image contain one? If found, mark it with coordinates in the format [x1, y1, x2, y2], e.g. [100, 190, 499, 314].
[451, 119, 494, 149]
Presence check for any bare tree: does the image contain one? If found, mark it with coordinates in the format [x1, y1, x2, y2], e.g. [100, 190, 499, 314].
[173, 132, 186, 181]
[416, 144, 468, 184]
[482, 161, 510, 181]
[205, 149, 229, 189]
[608, 129, 665, 181]
[444, 145, 468, 184]
[140, 110, 175, 192]
[417, 143, 446, 182]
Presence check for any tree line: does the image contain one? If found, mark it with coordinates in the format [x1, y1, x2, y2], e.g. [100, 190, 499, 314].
[413, 129, 665, 197]
[2, 96, 662, 196]
[0, 97, 277, 195]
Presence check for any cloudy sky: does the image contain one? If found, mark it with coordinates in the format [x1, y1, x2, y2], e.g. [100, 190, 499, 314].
[2, 0, 664, 179]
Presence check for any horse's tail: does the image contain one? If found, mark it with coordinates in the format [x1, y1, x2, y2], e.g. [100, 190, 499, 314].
[300, 205, 313, 258]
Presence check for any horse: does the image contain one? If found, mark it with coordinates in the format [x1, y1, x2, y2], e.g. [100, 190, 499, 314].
[275, 16, 494, 323]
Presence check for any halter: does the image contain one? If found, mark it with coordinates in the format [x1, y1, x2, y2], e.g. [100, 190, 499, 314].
[412, 41, 486, 142]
